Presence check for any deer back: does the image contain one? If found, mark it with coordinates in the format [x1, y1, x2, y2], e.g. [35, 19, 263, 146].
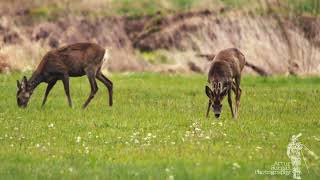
[211, 48, 245, 79]
[37, 43, 106, 77]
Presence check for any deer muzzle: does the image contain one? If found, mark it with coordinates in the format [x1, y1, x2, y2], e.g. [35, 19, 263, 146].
[212, 104, 222, 118]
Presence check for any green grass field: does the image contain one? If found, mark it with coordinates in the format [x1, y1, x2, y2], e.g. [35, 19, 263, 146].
[0, 73, 319, 179]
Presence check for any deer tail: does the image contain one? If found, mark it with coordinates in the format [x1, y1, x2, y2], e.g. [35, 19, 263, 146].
[196, 54, 215, 61]
[103, 48, 110, 62]
[245, 62, 270, 76]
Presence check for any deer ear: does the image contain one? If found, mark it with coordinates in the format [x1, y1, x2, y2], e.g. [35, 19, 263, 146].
[205, 86, 213, 98]
[21, 76, 27, 89]
[23, 76, 28, 83]
[17, 80, 21, 89]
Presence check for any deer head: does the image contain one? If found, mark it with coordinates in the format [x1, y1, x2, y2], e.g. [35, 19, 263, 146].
[205, 80, 231, 118]
[16, 76, 33, 108]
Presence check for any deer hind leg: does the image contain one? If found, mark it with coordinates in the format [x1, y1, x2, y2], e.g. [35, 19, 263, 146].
[42, 79, 57, 107]
[234, 76, 242, 118]
[227, 89, 235, 118]
[206, 100, 212, 118]
[96, 71, 113, 106]
[82, 68, 98, 109]
[62, 75, 73, 107]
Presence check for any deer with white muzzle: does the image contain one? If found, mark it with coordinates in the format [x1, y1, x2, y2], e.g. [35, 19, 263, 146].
[204, 48, 245, 119]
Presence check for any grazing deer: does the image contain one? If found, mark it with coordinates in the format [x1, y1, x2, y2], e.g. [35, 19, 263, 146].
[203, 48, 245, 119]
[16, 42, 113, 108]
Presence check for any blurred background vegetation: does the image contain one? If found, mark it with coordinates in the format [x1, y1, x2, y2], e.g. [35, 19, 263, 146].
[1, 0, 320, 19]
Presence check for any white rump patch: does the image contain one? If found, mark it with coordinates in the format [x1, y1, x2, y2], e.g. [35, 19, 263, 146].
[103, 49, 110, 62]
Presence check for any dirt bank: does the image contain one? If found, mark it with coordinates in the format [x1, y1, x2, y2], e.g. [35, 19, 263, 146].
[1, 10, 320, 75]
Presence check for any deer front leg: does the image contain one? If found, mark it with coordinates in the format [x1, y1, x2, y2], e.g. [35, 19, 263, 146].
[206, 100, 212, 118]
[62, 75, 72, 108]
[227, 89, 235, 119]
[82, 69, 98, 109]
[41, 79, 57, 107]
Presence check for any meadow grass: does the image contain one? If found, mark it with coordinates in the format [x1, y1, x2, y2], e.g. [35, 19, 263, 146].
[0, 73, 319, 179]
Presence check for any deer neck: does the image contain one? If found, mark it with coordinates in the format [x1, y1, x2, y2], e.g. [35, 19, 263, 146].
[28, 72, 43, 91]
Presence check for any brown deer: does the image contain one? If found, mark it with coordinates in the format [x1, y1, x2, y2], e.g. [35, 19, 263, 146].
[16, 42, 113, 109]
[203, 48, 245, 119]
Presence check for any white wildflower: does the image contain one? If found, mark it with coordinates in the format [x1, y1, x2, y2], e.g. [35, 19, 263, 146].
[76, 136, 81, 143]
[85, 147, 89, 154]
[48, 123, 54, 128]
[255, 146, 262, 151]
[232, 162, 241, 169]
